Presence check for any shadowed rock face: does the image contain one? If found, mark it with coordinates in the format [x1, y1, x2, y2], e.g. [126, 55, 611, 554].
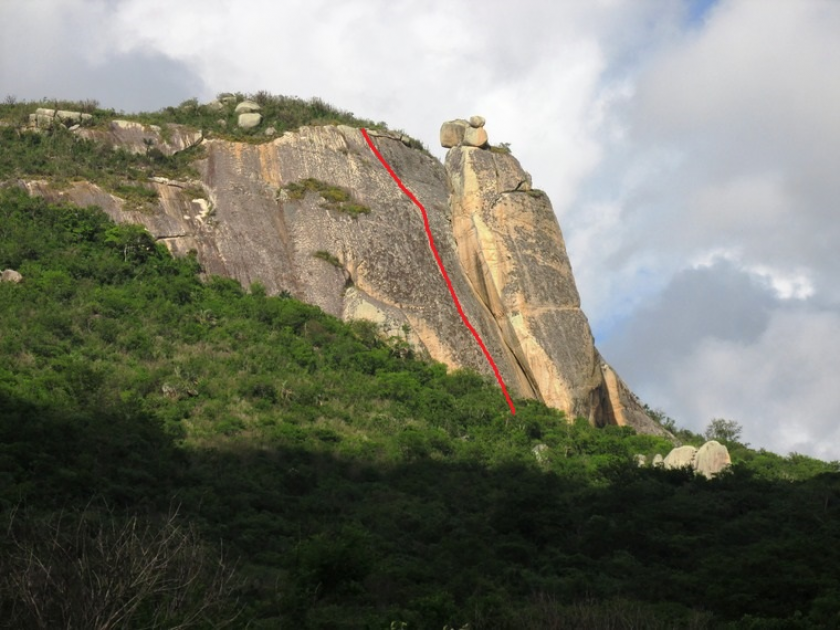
[22, 120, 665, 434]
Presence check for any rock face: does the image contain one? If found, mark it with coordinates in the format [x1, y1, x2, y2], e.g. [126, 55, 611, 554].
[20, 116, 665, 434]
[75, 120, 203, 156]
[445, 143, 661, 432]
[532, 443, 550, 465]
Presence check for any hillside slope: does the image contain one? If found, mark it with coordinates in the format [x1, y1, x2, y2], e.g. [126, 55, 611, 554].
[1, 188, 839, 629]
[2, 95, 660, 433]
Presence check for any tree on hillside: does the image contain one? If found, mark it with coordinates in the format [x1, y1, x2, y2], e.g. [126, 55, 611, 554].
[704, 418, 743, 444]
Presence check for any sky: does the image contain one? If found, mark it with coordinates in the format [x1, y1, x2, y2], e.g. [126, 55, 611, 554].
[2, 0, 839, 461]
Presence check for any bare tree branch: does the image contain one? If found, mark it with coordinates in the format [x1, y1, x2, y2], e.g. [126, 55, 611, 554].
[0, 505, 243, 629]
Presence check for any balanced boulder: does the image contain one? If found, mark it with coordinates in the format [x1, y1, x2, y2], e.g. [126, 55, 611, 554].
[440, 119, 469, 148]
[440, 116, 489, 149]
[463, 126, 488, 148]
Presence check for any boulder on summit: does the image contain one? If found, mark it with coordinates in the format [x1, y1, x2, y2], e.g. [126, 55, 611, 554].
[440, 116, 489, 148]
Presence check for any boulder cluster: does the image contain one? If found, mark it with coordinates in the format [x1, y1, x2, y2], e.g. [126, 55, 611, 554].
[649, 440, 732, 479]
[440, 116, 488, 149]
[206, 95, 272, 132]
[28, 108, 93, 130]
[234, 100, 262, 130]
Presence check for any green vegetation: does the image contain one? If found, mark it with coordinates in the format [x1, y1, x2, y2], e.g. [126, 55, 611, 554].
[283, 178, 371, 217]
[127, 92, 404, 144]
[0, 116, 201, 197]
[1, 188, 840, 628]
[0, 93, 400, 145]
[313, 250, 342, 268]
[0, 92, 429, 205]
[705, 417, 744, 443]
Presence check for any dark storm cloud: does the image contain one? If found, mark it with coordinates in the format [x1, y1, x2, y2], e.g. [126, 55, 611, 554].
[0, 0, 204, 112]
[2, 51, 205, 113]
[601, 260, 840, 460]
[601, 261, 776, 374]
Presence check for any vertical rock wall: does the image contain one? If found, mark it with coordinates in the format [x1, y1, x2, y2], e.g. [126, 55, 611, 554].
[444, 143, 664, 434]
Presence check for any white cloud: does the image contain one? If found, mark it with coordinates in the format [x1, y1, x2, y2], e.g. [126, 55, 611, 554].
[0, 0, 203, 111]
[667, 308, 840, 461]
[602, 260, 840, 461]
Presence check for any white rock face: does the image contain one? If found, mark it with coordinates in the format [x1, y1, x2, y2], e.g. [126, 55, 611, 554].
[75, 120, 202, 156]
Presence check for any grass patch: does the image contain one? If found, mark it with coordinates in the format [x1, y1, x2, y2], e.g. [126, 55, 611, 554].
[490, 142, 512, 154]
[0, 121, 201, 199]
[282, 178, 371, 217]
[313, 250, 342, 267]
[111, 182, 160, 209]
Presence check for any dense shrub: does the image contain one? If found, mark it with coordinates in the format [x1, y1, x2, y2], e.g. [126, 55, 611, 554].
[1, 188, 839, 628]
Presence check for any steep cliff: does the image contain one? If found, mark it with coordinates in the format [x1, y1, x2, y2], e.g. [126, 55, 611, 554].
[17, 108, 664, 435]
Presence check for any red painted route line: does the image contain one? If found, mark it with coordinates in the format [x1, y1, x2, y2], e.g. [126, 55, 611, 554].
[361, 128, 516, 415]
